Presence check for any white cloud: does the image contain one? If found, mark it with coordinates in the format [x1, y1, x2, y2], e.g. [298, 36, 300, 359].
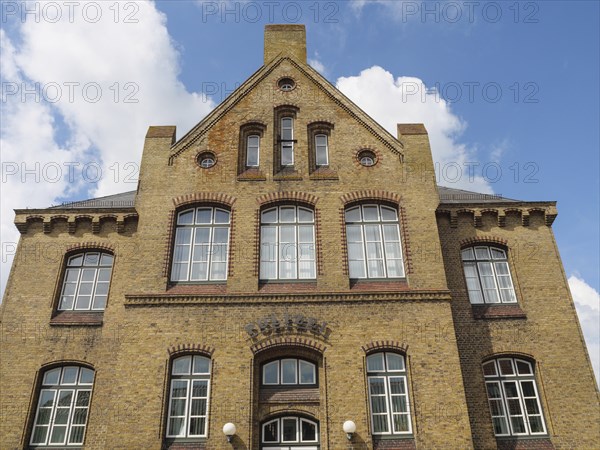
[1, 1, 215, 297]
[569, 275, 600, 384]
[309, 58, 327, 76]
[336, 66, 491, 192]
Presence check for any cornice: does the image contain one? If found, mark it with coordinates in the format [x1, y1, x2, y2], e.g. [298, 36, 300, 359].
[14, 209, 138, 234]
[436, 202, 557, 228]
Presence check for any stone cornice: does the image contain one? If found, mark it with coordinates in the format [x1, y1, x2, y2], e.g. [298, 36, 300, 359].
[14, 209, 138, 234]
[436, 202, 557, 228]
[124, 290, 452, 307]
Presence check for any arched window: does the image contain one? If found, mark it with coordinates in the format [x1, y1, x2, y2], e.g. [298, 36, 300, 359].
[166, 355, 211, 439]
[58, 251, 113, 311]
[171, 207, 230, 282]
[461, 246, 517, 304]
[30, 365, 95, 446]
[366, 352, 412, 435]
[482, 357, 546, 437]
[261, 416, 319, 448]
[345, 204, 404, 279]
[260, 205, 316, 280]
[262, 358, 317, 386]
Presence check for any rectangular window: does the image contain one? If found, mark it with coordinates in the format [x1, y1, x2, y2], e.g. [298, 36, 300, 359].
[315, 134, 328, 166]
[281, 117, 294, 166]
[247, 135, 260, 167]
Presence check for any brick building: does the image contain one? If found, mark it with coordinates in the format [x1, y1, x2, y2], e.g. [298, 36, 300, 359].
[1, 25, 598, 450]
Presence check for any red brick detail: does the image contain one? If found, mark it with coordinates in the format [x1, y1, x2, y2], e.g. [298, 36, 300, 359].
[258, 282, 317, 294]
[259, 387, 319, 403]
[399, 206, 413, 275]
[163, 442, 206, 450]
[50, 311, 103, 326]
[352, 147, 384, 169]
[315, 209, 324, 276]
[362, 341, 407, 355]
[251, 337, 326, 355]
[65, 243, 116, 253]
[471, 304, 527, 319]
[350, 280, 409, 291]
[165, 284, 227, 295]
[162, 209, 176, 278]
[373, 438, 417, 450]
[256, 192, 319, 206]
[253, 210, 260, 277]
[228, 208, 236, 277]
[496, 438, 554, 450]
[339, 207, 349, 276]
[340, 190, 401, 206]
[460, 236, 508, 248]
[397, 123, 427, 135]
[172, 193, 236, 208]
[167, 344, 214, 357]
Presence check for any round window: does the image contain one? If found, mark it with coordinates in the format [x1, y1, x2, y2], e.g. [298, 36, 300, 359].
[197, 152, 216, 169]
[357, 150, 377, 167]
[278, 77, 296, 91]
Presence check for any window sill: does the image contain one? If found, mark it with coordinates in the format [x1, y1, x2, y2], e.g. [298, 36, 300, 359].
[163, 440, 207, 450]
[373, 437, 416, 449]
[495, 437, 553, 449]
[259, 281, 317, 293]
[50, 311, 103, 326]
[309, 167, 339, 180]
[259, 386, 319, 403]
[349, 279, 409, 291]
[471, 304, 527, 319]
[237, 168, 266, 181]
[273, 168, 302, 181]
[166, 283, 227, 295]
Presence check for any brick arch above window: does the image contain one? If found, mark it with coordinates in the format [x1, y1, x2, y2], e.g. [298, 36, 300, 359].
[362, 340, 408, 355]
[167, 343, 215, 357]
[460, 236, 509, 249]
[251, 337, 327, 355]
[39, 360, 95, 371]
[172, 192, 236, 208]
[256, 191, 319, 207]
[482, 351, 536, 365]
[65, 242, 116, 254]
[340, 190, 402, 207]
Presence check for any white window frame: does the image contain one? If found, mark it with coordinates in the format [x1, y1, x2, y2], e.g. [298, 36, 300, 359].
[261, 359, 317, 386]
[261, 417, 319, 445]
[280, 117, 294, 166]
[166, 355, 211, 439]
[345, 204, 405, 279]
[483, 358, 547, 437]
[314, 134, 329, 166]
[58, 252, 113, 311]
[366, 352, 412, 436]
[461, 246, 517, 304]
[170, 207, 231, 282]
[260, 206, 316, 281]
[247, 134, 260, 167]
[30, 366, 94, 447]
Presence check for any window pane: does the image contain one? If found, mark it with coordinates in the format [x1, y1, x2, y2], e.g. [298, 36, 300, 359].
[214, 209, 230, 224]
[381, 206, 398, 221]
[83, 253, 99, 266]
[491, 248, 506, 259]
[62, 367, 78, 384]
[193, 356, 210, 374]
[389, 377, 406, 395]
[493, 417, 509, 435]
[475, 247, 491, 259]
[196, 208, 212, 224]
[386, 353, 405, 371]
[301, 420, 316, 441]
[510, 417, 527, 434]
[171, 398, 186, 416]
[393, 414, 410, 432]
[99, 253, 113, 266]
[298, 208, 314, 222]
[281, 144, 294, 165]
[280, 207, 296, 222]
[43, 369, 61, 386]
[50, 426, 67, 444]
[262, 208, 277, 223]
[345, 207, 361, 222]
[482, 361, 497, 377]
[36, 408, 52, 425]
[263, 420, 278, 442]
[76, 391, 90, 406]
[191, 380, 208, 398]
[169, 418, 185, 437]
[178, 210, 194, 225]
[31, 426, 48, 444]
[369, 378, 386, 396]
[281, 359, 297, 384]
[189, 417, 206, 436]
[190, 399, 207, 416]
[529, 416, 545, 433]
[461, 248, 475, 260]
[499, 359, 515, 376]
[367, 354, 385, 372]
[173, 356, 192, 375]
[299, 361, 315, 384]
[372, 415, 388, 433]
[263, 361, 279, 384]
[282, 418, 297, 442]
[39, 390, 56, 407]
[516, 360, 533, 375]
[362, 205, 379, 221]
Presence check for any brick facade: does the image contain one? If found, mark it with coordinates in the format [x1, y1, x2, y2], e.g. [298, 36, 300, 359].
[1, 25, 598, 450]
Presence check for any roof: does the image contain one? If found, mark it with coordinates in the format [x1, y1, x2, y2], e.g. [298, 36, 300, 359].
[437, 186, 519, 204]
[41, 186, 519, 211]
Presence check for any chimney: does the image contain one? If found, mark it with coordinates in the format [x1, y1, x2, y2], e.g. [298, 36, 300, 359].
[264, 24, 306, 64]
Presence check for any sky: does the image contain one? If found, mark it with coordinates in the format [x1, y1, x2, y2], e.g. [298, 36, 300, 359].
[0, 1, 598, 382]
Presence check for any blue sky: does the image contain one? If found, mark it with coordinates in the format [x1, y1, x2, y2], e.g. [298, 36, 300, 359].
[1, 1, 598, 380]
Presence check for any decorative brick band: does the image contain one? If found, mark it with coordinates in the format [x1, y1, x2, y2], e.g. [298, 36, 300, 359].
[167, 344, 214, 357]
[459, 236, 508, 248]
[162, 210, 176, 278]
[373, 438, 417, 450]
[251, 337, 326, 355]
[163, 442, 206, 450]
[172, 192, 236, 208]
[339, 207, 349, 276]
[496, 438, 554, 449]
[66, 242, 116, 253]
[399, 206, 413, 275]
[340, 190, 402, 206]
[256, 191, 319, 206]
[49, 311, 103, 327]
[471, 304, 527, 320]
[362, 340, 408, 355]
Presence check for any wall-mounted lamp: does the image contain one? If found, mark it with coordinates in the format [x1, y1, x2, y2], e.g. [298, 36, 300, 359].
[343, 420, 356, 441]
[223, 422, 237, 443]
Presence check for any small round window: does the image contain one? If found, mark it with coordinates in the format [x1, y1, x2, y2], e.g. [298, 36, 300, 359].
[358, 150, 377, 167]
[197, 152, 216, 169]
[278, 77, 296, 91]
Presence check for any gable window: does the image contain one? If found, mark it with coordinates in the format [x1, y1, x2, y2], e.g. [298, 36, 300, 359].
[314, 134, 328, 166]
[58, 252, 113, 311]
[366, 352, 412, 435]
[260, 205, 316, 280]
[166, 355, 211, 439]
[307, 122, 334, 174]
[483, 357, 546, 437]
[345, 204, 404, 279]
[30, 365, 95, 446]
[247, 135, 260, 167]
[261, 416, 319, 448]
[171, 207, 230, 282]
[280, 117, 294, 166]
[461, 246, 517, 304]
[262, 358, 317, 386]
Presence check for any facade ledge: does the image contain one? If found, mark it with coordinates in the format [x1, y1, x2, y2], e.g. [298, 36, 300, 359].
[237, 168, 267, 181]
[372, 437, 417, 449]
[496, 437, 554, 449]
[50, 311, 104, 326]
[436, 202, 557, 228]
[124, 290, 452, 306]
[14, 208, 138, 234]
[309, 167, 339, 180]
[259, 387, 319, 403]
[471, 304, 527, 319]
